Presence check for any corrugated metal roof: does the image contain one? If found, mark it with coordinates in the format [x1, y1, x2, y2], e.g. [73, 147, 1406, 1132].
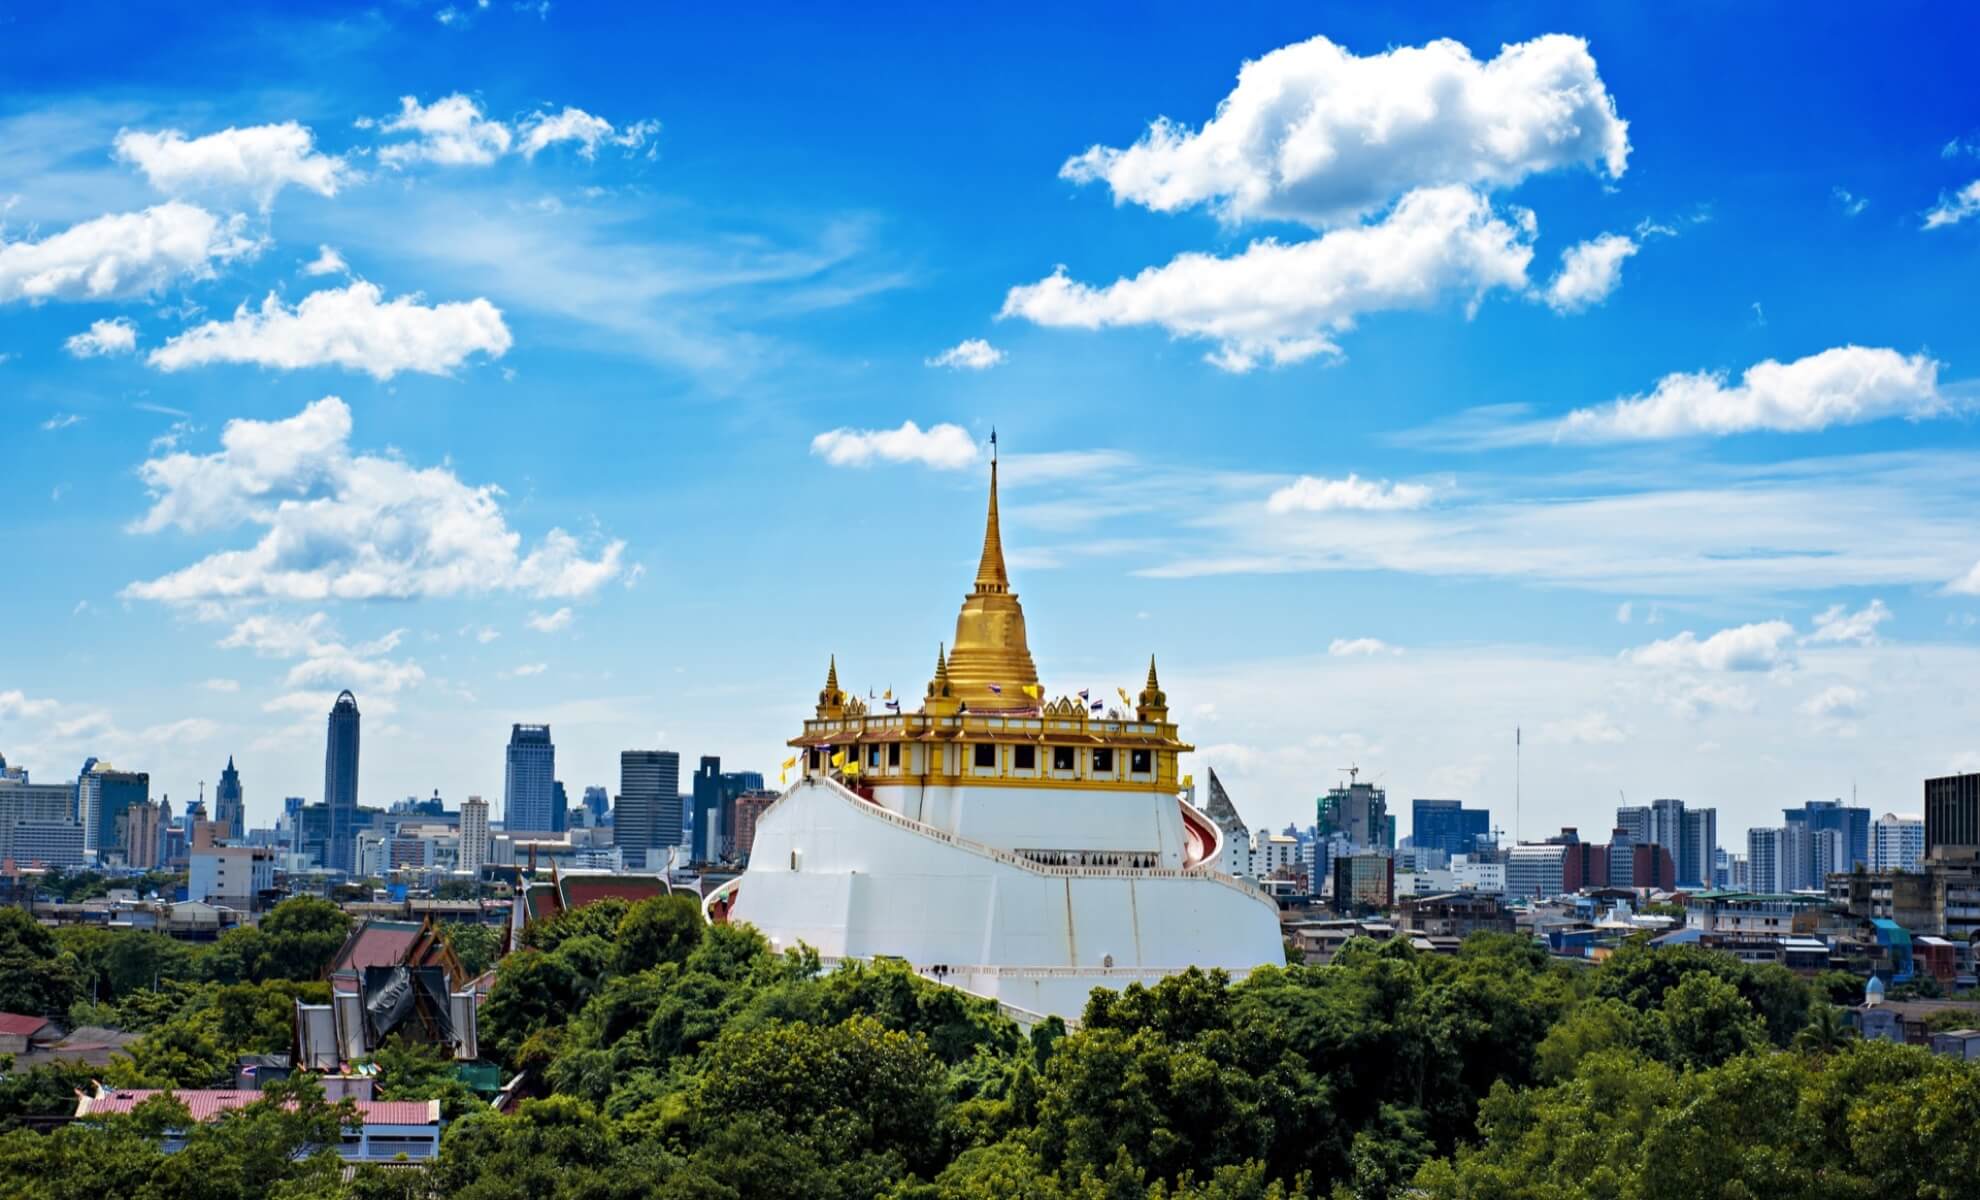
[0, 1012, 53, 1036]
[79, 1089, 438, 1125]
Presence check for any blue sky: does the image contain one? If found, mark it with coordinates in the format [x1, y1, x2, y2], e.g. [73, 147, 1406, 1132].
[5, 3, 1980, 847]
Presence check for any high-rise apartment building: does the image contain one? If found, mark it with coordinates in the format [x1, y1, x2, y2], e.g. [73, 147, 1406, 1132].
[1679, 807, 1717, 889]
[1614, 805, 1652, 846]
[1411, 799, 1490, 858]
[324, 691, 361, 872]
[691, 757, 765, 863]
[213, 756, 244, 841]
[582, 786, 610, 824]
[619, 750, 681, 870]
[1924, 773, 1980, 859]
[79, 763, 149, 857]
[1748, 827, 1783, 893]
[459, 795, 489, 878]
[504, 725, 557, 834]
[0, 773, 81, 867]
[1871, 813, 1925, 872]
[1783, 799, 1870, 871]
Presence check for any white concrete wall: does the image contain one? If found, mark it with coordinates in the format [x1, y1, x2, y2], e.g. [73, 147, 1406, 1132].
[729, 778, 1283, 1019]
[871, 782, 1187, 866]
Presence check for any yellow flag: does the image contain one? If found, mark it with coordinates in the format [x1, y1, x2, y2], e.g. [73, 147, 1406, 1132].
[779, 769, 789, 786]
[1182, 774, 1194, 789]
[882, 687, 893, 701]
[1117, 686, 1133, 707]
[830, 750, 847, 768]
[844, 758, 862, 777]
[781, 756, 797, 770]
[1021, 684, 1041, 699]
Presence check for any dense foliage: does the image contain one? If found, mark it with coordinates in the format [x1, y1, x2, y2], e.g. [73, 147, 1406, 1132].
[4, 895, 1977, 1199]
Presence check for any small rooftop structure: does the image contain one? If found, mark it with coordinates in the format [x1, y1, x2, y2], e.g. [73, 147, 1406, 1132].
[74, 1086, 441, 1161]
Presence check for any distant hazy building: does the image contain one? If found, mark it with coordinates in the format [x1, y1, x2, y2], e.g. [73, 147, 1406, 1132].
[1784, 799, 1870, 871]
[1319, 778, 1394, 853]
[1748, 827, 1784, 893]
[1332, 851, 1394, 912]
[325, 691, 361, 873]
[79, 764, 149, 858]
[459, 795, 490, 878]
[1411, 799, 1490, 858]
[692, 756, 765, 863]
[582, 786, 609, 824]
[1617, 798, 1714, 888]
[1924, 773, 1980, 859]
[0, 774, 78, 864]
[504, 725, 557, 834]
[618, 750, 682, 870]
[1871, 813, 1925, 872]
[213, 756, 244, 841]
[1506, 843, 1570, 901]
[732, 790, 779, 863]
[123, 800, 165, 870]
[551, 780, 570, 834]
[1614, 805, 1652, 845]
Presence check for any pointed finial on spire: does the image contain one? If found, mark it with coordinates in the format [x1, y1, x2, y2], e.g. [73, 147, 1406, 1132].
[973, 437, 1009, 593]
[1146, 654, 1160, 691]
[826, 654, 839, 692]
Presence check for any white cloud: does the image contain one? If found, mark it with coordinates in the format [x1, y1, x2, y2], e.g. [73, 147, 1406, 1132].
[1328, 637, 1397, 657]
[202, 678, 240, 692]
[124, 397, 624, 603]
[516, 107, 655, 159]
[1060, 33, 1627, 229]
[1626, 620, 1796, 672]
[135, 717, 219, 744]
[64, 317, 137, 358]
[219, 612, 336, 657]
[926, 338, 1006, 370]
[1947, 560, 1980, 596]
[1615, 602, 1633, 624]
[0, 202, 258, 304]
[472, 625, 501, 644]
[507, 662, 548, 677]
[1002, 184, 1534, 371]
[1832, 186, 1868, 217]
[114, 122, 350, 208]
[41, 413, 84, 431]
[1536, 711, 1626, 745]
[1923, 180, 1980, 230]
[0, 690, 60, 719]
[1556, 346, 1944, 440]
[147, 280, 511, 379]
[528, 606, 573, 632]
[810, 420, 980, 469]
[1267, 473, 1432, 513]
[1806, 599, 1891, 646]
[377, 94, 513, 167]
[1801, 684, 1865, 720]
[1543, 232, 1637, 313]
[303, 245, 348, 277]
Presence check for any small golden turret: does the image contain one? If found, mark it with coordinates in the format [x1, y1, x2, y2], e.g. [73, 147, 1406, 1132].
[925, 644, 962, 716]
[1136, 655, 1169, 723]
[816, 655, 847, 719]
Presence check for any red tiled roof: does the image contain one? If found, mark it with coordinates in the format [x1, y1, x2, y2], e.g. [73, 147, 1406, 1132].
[559, 875, 668, 909]
[79, 1089, 439, 1125]
[332, 922, 425, 974]
[0, 1012, 52, 1036]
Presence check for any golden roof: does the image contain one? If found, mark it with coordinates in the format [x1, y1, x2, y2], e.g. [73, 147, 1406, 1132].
[941, 448, 1040, 709]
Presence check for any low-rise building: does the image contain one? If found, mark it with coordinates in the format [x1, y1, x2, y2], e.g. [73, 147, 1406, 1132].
[74, 1087, 442, 1161]
[1398, 892, 1516, 939]
[188, 846, 276, 909]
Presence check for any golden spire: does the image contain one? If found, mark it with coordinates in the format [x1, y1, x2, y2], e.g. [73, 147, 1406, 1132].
[816, 655, 846, 719]
[974, 434, 1009, 594]
[946, 436, 1039, 709]
[925, 644, 962, 715]
[1137, 654, 1169, 722]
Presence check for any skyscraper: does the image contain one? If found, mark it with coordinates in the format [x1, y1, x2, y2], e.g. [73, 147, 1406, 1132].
[618, 750, 681, 870]
[1680, 807, 1717, 889]
[1411, 798, 1490, 858]
[213, 756, 244, 841]
[1318, 779, 1394, 853]
[1783, 799, 1870, 871]
[460, 795, 489, 878]
[78, 763, 149, 857]
[552, 780, 570, 833]
[325, 691, 361, 873]
[1748, 827, 1783, 893]
[504, 725, 557, 833]
[1614, 805, 1652, 845]
[1871, 813, 1925, 872]
[582, 786, 609, 824]
[1924, 773, 1980, 860]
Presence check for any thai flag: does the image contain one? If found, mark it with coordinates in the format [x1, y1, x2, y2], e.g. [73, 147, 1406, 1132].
[987, 683, 1002, 694]
[884, 699, 900, 711]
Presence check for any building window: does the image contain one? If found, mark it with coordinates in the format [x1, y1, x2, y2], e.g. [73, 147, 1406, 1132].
[973, 744, 997, 769]
[867, 746, 881, 768]
[1092, 748, 1114, 774]
[808, 749, 821, 769]
[1131, 749, 1152, 774]
[1014, 745, 1036, 771]
[1052, 746, 1075, 771]
[887, 743, 901, 768]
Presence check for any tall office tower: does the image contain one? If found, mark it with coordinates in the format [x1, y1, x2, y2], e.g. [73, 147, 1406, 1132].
[1607, 827, 1637, 887]
[1923, 773, 1980, 860]
[459, 795, 489, 878]
[1871, 813, 1925, 872]
[582, 786, 609, 824]
[1748, 827, 1783, 893]
[504, 725, 557, 834]
[1810, 827, 1845, 885]
[692, 756, 725, 863]
[1783, 799, 1871, 870]
[1411, 799, 1491, 858]
[551, 780, 570, 833]
[324, 690, 361, 872]
[1777, 821, 1813, 890]
[213, 756, 244, 841]
[1614, 805, 1652, 845]
[618, 750, 681, 870]
[1649, 798, 1686, 856]
[78, 763, 150, 857]
[1679, 807, 1717, 889]
[123, 800, 164, 869]
[1318, 778, 1395, 852]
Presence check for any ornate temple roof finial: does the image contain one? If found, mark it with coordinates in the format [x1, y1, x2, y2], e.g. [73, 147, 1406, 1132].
[826, 654, 839, 693]
[973, 434, 1009, 595]
[1137, 654, 1169, 722]
[1145, 655, 1160, 691]
[817, 655, 847, 718]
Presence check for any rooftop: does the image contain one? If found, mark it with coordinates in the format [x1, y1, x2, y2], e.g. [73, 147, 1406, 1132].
[77, 1089, 439, 1125]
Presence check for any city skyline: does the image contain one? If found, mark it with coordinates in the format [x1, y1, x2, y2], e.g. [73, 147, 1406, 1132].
[6, 6, 1980, 841]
